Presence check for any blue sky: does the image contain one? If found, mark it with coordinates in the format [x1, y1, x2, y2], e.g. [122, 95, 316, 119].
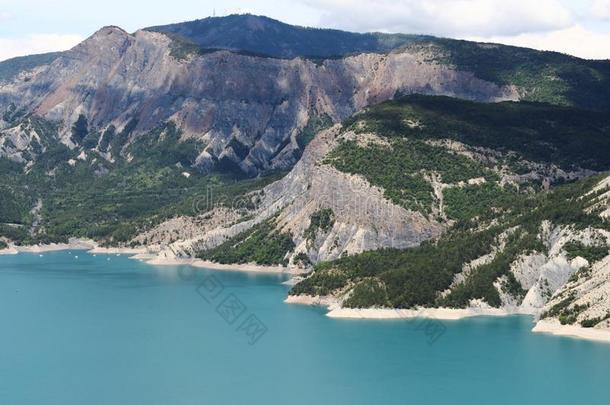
[1, 0, 609, 61]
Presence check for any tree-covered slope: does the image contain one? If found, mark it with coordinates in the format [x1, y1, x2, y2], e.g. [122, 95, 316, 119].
[343, 95, 610, 171]
[292, 174, 609, 309]
[145, 14, 426, 59]
[0, 119, 282, 246]
[322, 95, 610, 218]
[289, 96, 610, 312]
[428, 38, 610, 110]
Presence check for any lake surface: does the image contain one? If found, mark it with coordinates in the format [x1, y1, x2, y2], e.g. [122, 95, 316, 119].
[1, 251, 609, 405]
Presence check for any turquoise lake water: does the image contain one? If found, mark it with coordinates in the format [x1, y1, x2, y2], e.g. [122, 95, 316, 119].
[1, 251, 609, 405]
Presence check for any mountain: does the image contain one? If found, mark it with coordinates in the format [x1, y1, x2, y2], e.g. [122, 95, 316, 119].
[131, 95, 608, 331]
[1, 15, 609, 335]
[147, 14, 610, 110]
[144, 95, 609, 260]
[2, 15, 610, 179]
[145, 14, 428, 59]
[280, 97, 609, 327]
[0, 23, 517, 177]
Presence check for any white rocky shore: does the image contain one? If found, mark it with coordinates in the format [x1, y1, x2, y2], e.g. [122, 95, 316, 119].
[0, 238, 304, 275]
[285, 295, 521, 320]
[0, 246, 19, 255]
[6, 238, 97, 253]
[285, 294, 610, 342]
[0, 238, 151, 255]
[325, 306, 512, 320]
[533, 320, 610, 343]
[140, 254, 305, 275]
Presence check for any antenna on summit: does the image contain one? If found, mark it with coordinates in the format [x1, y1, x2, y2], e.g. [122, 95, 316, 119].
[213, 8, 216, 17]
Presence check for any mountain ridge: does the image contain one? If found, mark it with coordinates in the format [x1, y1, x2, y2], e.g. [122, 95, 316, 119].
[144, 14, 429, 59]
[0, 21, 519, 176]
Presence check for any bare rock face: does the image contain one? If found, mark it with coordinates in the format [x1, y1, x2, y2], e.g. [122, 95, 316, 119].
[0, 27, 517, 175]
[533, 196, 610, 329]
[0, 118, 44, 163]
[498, 179, 610, 321]
[143, 125, 444, 264]
[545, 256, 610, 331]
[260, 125, 444, 262]
[509, 224, 602, 314]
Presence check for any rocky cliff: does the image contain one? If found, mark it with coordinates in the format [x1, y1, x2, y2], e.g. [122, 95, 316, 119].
[0, 25, 518, 176]
[3, 15, 610, 177]
[139, 124, 444, 265]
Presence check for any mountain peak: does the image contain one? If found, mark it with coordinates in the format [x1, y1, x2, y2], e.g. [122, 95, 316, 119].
[93, 25, 130, 37]
[70, 25, 133, 56]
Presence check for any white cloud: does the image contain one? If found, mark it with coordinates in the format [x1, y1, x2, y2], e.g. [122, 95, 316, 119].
[466, 25, 610, 60]
[591, 0, 610, 19]
[300, 0, 610, 59]
[303, 0, 573, 37]
[0, 33, 83, 61]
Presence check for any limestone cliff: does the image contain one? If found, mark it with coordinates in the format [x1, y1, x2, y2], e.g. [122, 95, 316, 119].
[143, 124, 444, 264]
[1, 25, 516, 175]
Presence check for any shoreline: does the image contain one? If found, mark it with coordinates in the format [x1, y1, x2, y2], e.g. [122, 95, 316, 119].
[4, 242, 610, 344]
[0, 246, 19, 255]
[11, 239, 97, 253]
[285, 294, 610, 343]
[88, 246, 149, 255]
[144, 255, 305, 275]
[284, 294, 339, 307]
[326, 306, 513, 320]
[532, 320, 610, 343]
[0, 239, 305, 275]
[285, 294, 515, 320]
[1, 239, 147, 255]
